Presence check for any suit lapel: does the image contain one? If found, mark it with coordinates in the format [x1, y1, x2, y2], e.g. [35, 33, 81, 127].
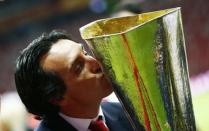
[101, 102, 134, 131]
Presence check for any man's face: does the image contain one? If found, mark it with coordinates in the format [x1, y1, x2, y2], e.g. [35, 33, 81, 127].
[41, 39, 113, 106]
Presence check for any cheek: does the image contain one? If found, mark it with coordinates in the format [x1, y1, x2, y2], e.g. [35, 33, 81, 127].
[63, 73, 100, 96]
[75, 79, 99, 96]
[79, 78, 97, 89]
[67, 83, 98, 102]
[67, 78, 96, 93]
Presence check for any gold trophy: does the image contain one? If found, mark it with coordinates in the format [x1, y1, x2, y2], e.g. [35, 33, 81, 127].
[80, 7, 196, 131]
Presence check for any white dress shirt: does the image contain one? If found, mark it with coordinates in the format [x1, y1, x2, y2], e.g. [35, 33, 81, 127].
[59, 107, 106, 131]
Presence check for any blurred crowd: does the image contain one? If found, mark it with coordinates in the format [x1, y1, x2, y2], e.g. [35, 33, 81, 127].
[0, 92, 39, 131]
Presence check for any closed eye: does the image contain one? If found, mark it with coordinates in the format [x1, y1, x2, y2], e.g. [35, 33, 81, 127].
[73, 58, 84, 75]
[70, 44, 86, 75]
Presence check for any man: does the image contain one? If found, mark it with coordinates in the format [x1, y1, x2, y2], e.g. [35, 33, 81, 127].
[15, 30, 137, 131]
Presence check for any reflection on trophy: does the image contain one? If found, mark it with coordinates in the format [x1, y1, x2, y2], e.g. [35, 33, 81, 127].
[80, 7, 196, 131]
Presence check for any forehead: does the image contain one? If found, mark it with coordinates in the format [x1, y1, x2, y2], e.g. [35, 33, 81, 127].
[41, 39, 82, 72]
[50, 39, 81, 57]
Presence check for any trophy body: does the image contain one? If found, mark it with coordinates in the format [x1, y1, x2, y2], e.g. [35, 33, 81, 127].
[80, 8, 196, 131]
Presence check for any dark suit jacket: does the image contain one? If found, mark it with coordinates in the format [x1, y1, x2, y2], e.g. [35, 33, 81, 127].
[35, 102, 135, 131]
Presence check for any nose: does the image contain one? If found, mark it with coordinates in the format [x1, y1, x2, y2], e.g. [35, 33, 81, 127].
[86, 56, 102, 74]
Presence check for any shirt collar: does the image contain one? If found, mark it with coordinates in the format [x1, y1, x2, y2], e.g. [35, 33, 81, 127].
[59, 106, 105, 131]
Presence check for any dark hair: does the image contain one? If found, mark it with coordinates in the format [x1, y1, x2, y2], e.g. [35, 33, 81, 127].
[15, 30, 70, 118]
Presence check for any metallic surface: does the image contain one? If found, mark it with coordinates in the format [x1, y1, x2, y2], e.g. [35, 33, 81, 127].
[80, 7, 196, 131]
